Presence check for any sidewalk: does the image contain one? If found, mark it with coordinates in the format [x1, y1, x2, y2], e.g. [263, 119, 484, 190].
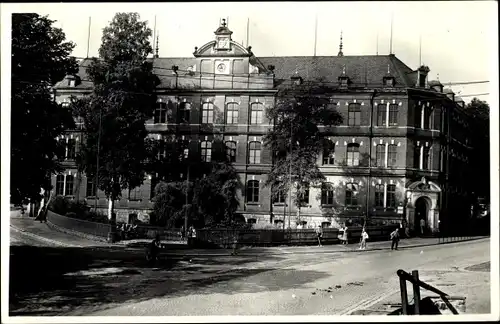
[10, 213, 488, 257]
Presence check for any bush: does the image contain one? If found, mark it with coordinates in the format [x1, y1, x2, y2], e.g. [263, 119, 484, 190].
[48, 195, 70, 215]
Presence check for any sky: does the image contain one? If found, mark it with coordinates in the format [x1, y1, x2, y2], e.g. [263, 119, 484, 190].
[2, 1, 497, 103]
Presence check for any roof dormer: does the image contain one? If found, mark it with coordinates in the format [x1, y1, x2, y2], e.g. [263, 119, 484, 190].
[444, 88, 455, 102]
[214, 18, 233, 51]
[428, 79, 443, 93]
[338, 65, 351, 90]
[383, 64, 396, 87]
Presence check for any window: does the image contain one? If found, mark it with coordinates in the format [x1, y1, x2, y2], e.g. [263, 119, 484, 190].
[345, 183, 358, 207]
[374, 184, 384, 208]
[414, 143, 421, 168]
[250, 103, 264, 124]
[178, 102, 191, 124]
[377, 104, 387, 126]
[273, 187, 286, 204]
[201, 141, 212, 162]
[348, 103, 361, 126]
[423, 106, 431, 129]
[56, 175, 64, 196]
[247, 218, 257, 224]
[129, 187, 142, 201]
[387, 144, 397, 167]
[375, 144, 385, 167]
[225, 141, 237, 163]
[248, 141, 261, 164]
[423, 146, 431, 170]
[321, 183, 334, 205]
[322, 141, 335, 165]
[202, 102, 214, 124]
[67, 138, 76, 160]
[65, 175, 74, 196]
[387, 184, 396, 209]
[416, 104, 423, 128]
[321, 222, 331, 228]
[389, 104, 398, 126]
[346, 143, 360, 166]
[57, 138, 66, 160]
[86, 177, 96, 197]
[226, 102, 239, 124]
[154, 102, 167, 124]
[300, 185, 310, 205]
[157, 140, 167, 159]
[150, 177, 158, 199]
[246, 180, 260, 203]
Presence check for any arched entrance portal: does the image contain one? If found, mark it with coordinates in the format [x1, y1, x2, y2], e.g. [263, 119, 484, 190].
[405, 177, 442, 235]
[415, 196, 430, 236]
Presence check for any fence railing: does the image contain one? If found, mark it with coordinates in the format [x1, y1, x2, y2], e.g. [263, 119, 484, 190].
[196, 225, 398, 248]
[47, 210, 111, 238]
[397, 269, 460, 315]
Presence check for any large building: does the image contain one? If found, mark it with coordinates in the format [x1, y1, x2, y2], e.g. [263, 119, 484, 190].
[52, 19, 475, 235]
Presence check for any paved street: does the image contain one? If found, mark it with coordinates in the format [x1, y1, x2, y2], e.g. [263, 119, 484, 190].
[9, 215, 491, 316]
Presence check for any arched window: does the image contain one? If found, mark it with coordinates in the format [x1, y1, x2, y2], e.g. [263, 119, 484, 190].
[246, 179, 260, 203]
[226, 102, 239, 124]
[387, 144, 398, 167]
[346, 143, 360, 166]
[374, 184, 384, 208]
[56, 174, 65, 196]
[65, 175, 74, 196]
[250, 103, 264, 124]
[225, 141, 237, 163]
[202, 102, 214, 124]
[348, 103, 361, 126]
[345, 183, 358, 207]
[248, 141, 261, 164]
[178, 102, 191, 124]
[154, 102, 167, 124]
[200, 141, 212, 162]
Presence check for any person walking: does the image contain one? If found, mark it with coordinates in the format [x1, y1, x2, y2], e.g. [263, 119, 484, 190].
[359, 227, 369, 250]
[390, 228, 400, 250]
[420, 218, 425, 236]
[315, 225, 323, 247]
[342, 226, 349, 245]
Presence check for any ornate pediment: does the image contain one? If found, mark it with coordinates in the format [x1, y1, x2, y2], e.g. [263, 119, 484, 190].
[408, 177, 441, 192]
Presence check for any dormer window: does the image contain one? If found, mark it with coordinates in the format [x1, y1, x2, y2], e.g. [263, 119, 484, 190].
[291, 75, 303, 86]
[383, 65, 395, 87]
[338, 65, 350, 90]
[416, 65, 430, 88]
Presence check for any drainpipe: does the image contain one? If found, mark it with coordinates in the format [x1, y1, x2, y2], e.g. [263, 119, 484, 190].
[366, 90, 378, 226]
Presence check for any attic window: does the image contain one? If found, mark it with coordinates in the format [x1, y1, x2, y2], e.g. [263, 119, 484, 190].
[291, 75, 303, 86]
[68, 79, 75, 87]
[419, 73, 426, 87]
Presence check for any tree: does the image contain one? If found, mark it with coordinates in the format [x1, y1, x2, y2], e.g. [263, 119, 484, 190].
[263, 81, 343, 227]
[74, 13, 158, 240]
[466, 98, 490, 201]
[11, 13, 78, 205]
[151, 139, 242, 228]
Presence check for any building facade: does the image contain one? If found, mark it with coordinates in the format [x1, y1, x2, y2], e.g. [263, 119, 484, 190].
[52, 20, 475, 234]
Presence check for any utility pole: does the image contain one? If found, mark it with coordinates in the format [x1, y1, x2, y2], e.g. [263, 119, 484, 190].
[94, 108, 102, 213]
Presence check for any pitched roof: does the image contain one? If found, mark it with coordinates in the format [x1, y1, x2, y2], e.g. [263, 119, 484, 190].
[56, 54, 416, 90]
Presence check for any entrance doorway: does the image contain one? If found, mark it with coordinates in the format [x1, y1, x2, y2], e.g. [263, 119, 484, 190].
[415, 197, 429, 236]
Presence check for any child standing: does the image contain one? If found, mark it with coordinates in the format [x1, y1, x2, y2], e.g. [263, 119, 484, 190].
[359, 228, 369, 250]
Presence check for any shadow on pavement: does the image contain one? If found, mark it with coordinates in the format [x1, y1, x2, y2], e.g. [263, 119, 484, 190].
[9, 244, 319, 316]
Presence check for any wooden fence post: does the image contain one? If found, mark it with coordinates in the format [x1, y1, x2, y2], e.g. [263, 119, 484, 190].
[399, 275, 409, 315]
[412, 270, 421, 315]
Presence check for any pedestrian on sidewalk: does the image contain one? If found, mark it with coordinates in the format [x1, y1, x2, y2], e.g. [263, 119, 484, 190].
[390, 228, 400, 250]
[342, 225, 349, 245]
[359, 227, 369, 250]
[180, 225, 185, 241]
[315, 225, 323, 247]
